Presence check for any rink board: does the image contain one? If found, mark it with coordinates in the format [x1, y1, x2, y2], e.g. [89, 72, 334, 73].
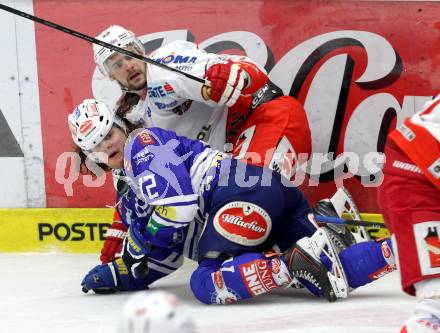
[0, 208, 384, 253]
[0, 208, 113, 253]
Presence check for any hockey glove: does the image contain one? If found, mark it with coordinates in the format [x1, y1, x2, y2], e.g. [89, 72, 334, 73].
[81, 258, 149, 294]
[100, 213, 127, 264]
[205, 60, 247, 107]
[121, 221, 151, 279]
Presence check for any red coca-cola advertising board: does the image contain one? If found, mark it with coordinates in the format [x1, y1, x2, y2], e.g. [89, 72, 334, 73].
[33, 0, 440, 212]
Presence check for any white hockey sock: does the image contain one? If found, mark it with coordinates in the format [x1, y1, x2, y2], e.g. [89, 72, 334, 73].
[416, 279, 440, 301]
[401, 279, 440, 332]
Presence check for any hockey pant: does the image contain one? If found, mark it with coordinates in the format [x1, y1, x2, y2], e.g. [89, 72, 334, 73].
[378, 140, 440, 295]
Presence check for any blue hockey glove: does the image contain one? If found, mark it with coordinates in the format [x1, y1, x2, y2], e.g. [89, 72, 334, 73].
[81, 258, 149, 294]
[122, 221, 151, 279]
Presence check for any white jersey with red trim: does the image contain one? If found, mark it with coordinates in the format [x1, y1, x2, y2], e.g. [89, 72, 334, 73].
[125, 40, 267, 151]
[411, 96, 440, 141]
[390, 94, 440, 189]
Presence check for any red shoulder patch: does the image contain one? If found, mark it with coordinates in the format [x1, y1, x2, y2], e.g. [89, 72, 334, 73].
[138, 130, 155, 145]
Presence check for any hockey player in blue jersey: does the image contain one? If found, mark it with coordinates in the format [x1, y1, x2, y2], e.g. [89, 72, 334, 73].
[73, 99, 396, 304]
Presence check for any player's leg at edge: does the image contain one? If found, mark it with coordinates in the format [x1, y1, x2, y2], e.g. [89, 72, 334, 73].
[189, 224, 396, 305]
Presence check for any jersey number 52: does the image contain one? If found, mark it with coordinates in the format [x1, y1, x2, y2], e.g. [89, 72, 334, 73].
[139, 174, 159, 200]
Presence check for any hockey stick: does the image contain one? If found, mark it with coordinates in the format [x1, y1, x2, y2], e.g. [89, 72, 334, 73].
[314, 215, 386, 229]
[327, 187, 372, 241]
[0, 4, 207, 85]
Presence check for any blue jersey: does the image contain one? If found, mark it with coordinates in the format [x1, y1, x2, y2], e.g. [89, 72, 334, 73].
[119, 127, 313, 260]
[107, 129, 394, 303]
[115, 127, 226, 258]
[126, 127, 225, 218]
[114, 184, 200, 260]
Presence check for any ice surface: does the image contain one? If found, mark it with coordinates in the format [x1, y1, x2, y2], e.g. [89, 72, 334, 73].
[0, 253, 413, 333]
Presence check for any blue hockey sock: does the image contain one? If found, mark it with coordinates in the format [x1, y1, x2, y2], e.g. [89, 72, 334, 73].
[190, 253, 292, 304]
[337, 238, 395, 288]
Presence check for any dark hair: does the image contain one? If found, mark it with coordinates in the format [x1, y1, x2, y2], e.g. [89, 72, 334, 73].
[116, 92, 141, 121]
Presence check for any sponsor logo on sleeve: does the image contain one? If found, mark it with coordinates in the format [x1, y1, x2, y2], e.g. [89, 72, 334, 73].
[269, 257, 292, 287]
[210, 270, 239, 304]
[213, 271, 224, 289]
[271, 257, 281, 274]
[240, 259, 278, 297]
[132, 147, 154, 166]
[138, 130, 156, 145]
[154, 205, 177, 221]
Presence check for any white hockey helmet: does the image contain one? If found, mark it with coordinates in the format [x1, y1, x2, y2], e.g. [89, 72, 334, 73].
[118, 291, 195, 333]
[93, 25, 144, 76]
[68, 99, 124, 151]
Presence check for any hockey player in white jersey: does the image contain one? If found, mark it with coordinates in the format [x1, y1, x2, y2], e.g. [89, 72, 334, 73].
[92, 25, 313, 265]
[92, 25, 312, 174]
[93, 25, 266, 151]
[74, 99, 396, 304]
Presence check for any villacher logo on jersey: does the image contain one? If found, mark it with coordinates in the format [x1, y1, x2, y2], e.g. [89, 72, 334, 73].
[213, 202, 272, 246]
[220, 214, 266, 234]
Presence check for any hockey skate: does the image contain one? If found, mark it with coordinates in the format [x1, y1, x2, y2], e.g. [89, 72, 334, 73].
[401, 299, 440, 333]
[312, 200, 355, 252]
[313, 187, 371, 248]
[284, 227, 349, 302]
